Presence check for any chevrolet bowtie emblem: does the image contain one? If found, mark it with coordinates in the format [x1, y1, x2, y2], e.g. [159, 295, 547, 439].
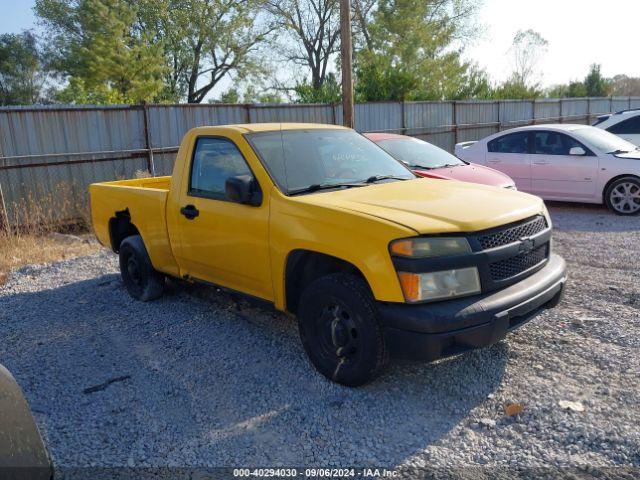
[518, 237, 535, 254]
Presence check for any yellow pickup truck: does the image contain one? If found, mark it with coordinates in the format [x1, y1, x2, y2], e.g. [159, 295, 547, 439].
[90, 123, 566, 386]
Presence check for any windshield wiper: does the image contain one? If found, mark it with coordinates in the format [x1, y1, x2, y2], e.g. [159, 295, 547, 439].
[405, 163, 436, 170]
[364, 175, 411, 183]
[288, 182, 367, 195]
[608, 149, 631, 154]
[440, 163, 464, 168]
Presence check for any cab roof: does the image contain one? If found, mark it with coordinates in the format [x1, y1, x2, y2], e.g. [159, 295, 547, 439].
[190, 123, 350, 134]
[363, 132, 409, 142]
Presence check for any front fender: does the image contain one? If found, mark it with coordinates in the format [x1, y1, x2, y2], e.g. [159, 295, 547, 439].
[0, 364, 52, 480]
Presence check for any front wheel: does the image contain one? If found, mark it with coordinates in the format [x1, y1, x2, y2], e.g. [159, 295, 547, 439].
[604, 176, 640, 215]
[119, 235, 165, 301]
[297, 273, 389, 387]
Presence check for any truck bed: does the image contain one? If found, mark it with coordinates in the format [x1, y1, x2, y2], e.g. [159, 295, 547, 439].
[89, 176, 180, 276]
[95, 176, 172, 191]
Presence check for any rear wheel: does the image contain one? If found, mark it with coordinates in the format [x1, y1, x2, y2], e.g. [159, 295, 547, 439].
[119, 235, 165, 301]
[297, 273, 388, 387]
[604, 176, 640, 215]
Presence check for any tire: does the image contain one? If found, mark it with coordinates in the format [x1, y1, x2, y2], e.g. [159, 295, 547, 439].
[604, 176, 640, 215]
[297, 273, 389, 387]
[118, 235, 165, 301]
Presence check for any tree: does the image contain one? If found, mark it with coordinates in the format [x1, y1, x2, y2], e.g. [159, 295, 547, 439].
[546, 80, 587, 98]
[545, 64, 610, 99]
[450, 66, 493, 100]
[294, 72, 341, 102]
[0, 31, 48, 105]
[584, 63, 610, 97]
[492, 79, 541, 99]
[266, 0, 341, 90]
[136, 0, 273, 103]
[35, 0, 166, 104]
[351, 0, 376, 50]
[354, 0, 482, 101]
[610, 74, 640, 96]
[507, 29, 548, 89]
[209, 84, 284, 103]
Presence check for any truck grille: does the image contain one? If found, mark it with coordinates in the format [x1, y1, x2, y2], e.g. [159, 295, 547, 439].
[477, 215, 547, 250]
[489, 245, 548, 281]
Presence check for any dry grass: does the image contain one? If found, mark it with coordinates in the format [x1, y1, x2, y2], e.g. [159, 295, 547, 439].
[0, 182, 101, 286]
[0, 233, 101, 285]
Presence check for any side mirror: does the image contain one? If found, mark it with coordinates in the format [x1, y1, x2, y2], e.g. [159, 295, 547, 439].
[569, 146, 586, 156]
[225, 175, 262, 206]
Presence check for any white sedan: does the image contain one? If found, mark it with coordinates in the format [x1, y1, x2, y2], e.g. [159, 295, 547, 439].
[455, 124, 640, 215]
[594, 109, 640, 146]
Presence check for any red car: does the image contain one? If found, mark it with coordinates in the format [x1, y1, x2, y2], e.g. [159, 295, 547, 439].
[365, 132, 516, 189]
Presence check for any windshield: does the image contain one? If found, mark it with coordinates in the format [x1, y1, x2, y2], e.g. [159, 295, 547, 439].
[573, 127, 639, 153]
[377, 137, 465, 168]
[247, 129, 415, 194]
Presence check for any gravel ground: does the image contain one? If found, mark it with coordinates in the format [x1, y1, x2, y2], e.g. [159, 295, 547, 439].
[0, 203, 639, 477]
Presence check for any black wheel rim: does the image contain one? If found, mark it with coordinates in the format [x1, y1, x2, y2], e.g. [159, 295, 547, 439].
[126, 253, 143, 288]
[315, 303, 361, 364]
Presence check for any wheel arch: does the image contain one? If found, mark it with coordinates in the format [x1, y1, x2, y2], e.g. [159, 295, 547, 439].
[108, 208, 141, 253]
[602, 173, 640, 202]
[284, 249, 371, 314]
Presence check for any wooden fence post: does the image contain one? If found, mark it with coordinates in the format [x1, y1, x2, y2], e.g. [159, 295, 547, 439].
[452, 101, 458, 144]
[339, 0, 354, 128]
[141, 104, 156, 176]
[0, 181, 9, 234]
[530, 100, 535, 125]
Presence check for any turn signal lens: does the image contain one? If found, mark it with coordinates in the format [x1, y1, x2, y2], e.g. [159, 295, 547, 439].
[397, 272, 421, 302]
[390, 237, 471, 258]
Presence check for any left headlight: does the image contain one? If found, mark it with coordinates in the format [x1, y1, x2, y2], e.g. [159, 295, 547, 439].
[542, 206, 552, 228]
[390, 237, 471, 258]
[397, 268, 481, 303]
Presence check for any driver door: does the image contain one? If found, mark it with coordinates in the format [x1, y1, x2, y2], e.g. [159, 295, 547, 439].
[530, 131, 598, 199]
[175, 137, 273, 301]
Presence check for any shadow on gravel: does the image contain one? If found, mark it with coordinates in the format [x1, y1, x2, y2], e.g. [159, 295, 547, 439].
[546, 202, 640, 233]
[0, 274, 508, 468]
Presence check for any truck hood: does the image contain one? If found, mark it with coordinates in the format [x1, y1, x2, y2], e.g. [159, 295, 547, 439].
[298, 178, 545, 234]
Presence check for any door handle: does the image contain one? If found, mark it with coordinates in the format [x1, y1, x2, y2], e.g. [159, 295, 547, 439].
[180, 205, 199, 220]
[533, 161, 550, 165]
[488, 159, 501, 163]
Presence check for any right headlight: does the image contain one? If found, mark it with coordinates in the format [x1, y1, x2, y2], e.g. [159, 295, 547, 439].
[542, 206, 552, 228]
[397, 267, 481, 303]
[390, 237, 471, 258]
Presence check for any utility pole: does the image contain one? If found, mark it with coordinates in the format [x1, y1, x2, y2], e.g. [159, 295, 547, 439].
[340, 0, 354, 128]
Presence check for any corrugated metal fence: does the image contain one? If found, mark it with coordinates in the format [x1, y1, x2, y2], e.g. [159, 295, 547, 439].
[1, 96, 639, 228]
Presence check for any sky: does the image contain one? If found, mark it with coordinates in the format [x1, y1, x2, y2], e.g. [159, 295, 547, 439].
[2, 0, 639, 92]
[464, 0, 640, 87]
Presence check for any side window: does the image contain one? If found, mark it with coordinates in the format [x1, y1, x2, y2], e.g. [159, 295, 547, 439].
[533, 131, 587, 156]
[488, 132, 529, 154]
[189, 137, 253, 199]
[607, 116, 640, 135]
